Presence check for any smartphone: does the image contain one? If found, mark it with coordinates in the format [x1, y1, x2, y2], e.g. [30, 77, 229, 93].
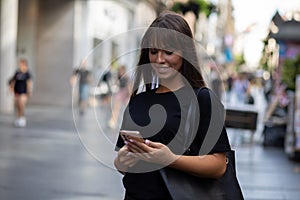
[120, 130, 144, 143]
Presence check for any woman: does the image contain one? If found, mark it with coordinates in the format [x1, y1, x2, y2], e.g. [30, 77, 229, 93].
[114, 11, 231, 199]
[9, 59, 33, 127]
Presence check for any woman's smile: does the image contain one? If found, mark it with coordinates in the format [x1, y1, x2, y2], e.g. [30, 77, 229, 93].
[154, 65, 172, 73]
[149, 49, 183, 81]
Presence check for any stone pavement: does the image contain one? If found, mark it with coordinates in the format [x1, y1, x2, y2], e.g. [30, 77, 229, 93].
[0, 105, 300, 200]
[233, 142, 300, 200]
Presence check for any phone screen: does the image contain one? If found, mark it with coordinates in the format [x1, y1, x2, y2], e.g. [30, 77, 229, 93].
[120, 130, 144, 143]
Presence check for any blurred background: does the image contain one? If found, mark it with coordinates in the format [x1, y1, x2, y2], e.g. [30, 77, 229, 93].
[1, 0, 300, 199]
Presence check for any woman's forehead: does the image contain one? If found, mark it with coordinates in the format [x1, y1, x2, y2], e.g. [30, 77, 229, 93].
[147, 35, 179, 50]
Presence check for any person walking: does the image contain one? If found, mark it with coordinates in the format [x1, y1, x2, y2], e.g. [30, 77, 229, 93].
[231, 72, 249, 105]
[99, 65, 113, 105]
[70, 59, 92, 115]
[114, 11, 234, 199]
[9, 58, 33, 127]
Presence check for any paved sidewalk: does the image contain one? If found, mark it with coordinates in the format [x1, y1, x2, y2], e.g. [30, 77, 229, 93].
[234, 143, 300, 200]
[0, 105, 300, 200]
[0, 105, 124, 200]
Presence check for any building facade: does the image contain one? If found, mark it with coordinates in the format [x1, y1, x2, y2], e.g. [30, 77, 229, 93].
[0, 0, 157, 113]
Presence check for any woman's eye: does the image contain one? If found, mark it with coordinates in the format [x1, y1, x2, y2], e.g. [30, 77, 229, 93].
[165, 50, 173, 55]
[149, 48, 158, 54]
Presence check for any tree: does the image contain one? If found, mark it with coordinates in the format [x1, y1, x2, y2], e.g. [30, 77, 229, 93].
[171, 0, 216, 33]
[282, 54, 300, 90]
[171, 0, 216, 18]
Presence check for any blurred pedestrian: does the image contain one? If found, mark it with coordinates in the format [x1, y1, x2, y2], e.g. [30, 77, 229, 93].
[99, 65, 113, 105]
[210, 67, 223, 100]
[70, 59, 92, 115]
[247, 76, 268, 142]
[227, 75, 233, 93]
[225, 74, 234, 102]
[108, 65, 130, 129]
[9, 58, 33, 127]
[231, 72, 249, 104]
[244, 76, 255, 105]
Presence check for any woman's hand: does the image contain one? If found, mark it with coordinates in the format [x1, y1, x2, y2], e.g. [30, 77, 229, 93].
[114, 145, 139, 173]
[126, 139, 179, 166]
[126, 139, 227, 178]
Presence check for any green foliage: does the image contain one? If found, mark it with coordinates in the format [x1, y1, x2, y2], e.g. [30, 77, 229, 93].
[234, 53, 246, 66]
[171, 0, 216, 18]
[282, 54, 300, 90]
[171, 2, 182, 13]
[193, 0, 213, 17]
[259, 39, 269, 71]
[261, 62, 269, 71]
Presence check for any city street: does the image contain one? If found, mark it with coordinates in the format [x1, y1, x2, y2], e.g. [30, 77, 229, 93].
[1, 0, 300, 199]
[1, 105, 300, 200]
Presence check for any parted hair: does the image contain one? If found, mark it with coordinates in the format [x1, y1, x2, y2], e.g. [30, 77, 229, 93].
[132, 10, 206, 96]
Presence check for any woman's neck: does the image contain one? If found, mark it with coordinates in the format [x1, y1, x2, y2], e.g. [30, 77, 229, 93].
[156, 80, 185, 93]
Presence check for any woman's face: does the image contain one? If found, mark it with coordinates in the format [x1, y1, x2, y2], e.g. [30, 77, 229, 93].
[149, 48, 183, 81]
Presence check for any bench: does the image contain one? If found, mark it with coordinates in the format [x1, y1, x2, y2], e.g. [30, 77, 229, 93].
[225, 105, 258, 144]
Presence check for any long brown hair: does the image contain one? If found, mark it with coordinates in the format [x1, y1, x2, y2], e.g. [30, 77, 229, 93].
[132, 11, 206, 96]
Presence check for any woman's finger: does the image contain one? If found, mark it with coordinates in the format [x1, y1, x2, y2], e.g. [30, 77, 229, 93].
[127, 141, 151, 160]
[126, 157, 139, 167]
[127, 139, 152, 153]
[130, 149, 150, 160]
[145, 139, 164, 149]
[123, 157, 137, 167]
[126, 140, 144, 153]
[129, 139, 155, 152]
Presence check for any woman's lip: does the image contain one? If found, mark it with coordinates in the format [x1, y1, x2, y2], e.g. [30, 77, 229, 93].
[154, 64, 169, 69]
[155, 66, 170, 73]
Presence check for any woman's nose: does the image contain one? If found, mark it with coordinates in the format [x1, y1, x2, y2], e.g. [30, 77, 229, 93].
[156, 51, 165, 63]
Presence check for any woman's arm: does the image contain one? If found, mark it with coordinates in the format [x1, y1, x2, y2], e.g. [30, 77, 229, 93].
[27, 79, 33, 96]
[169, 152, 227, 179]
[126, 139, 227, 179]
[9, 80, 15, 93]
